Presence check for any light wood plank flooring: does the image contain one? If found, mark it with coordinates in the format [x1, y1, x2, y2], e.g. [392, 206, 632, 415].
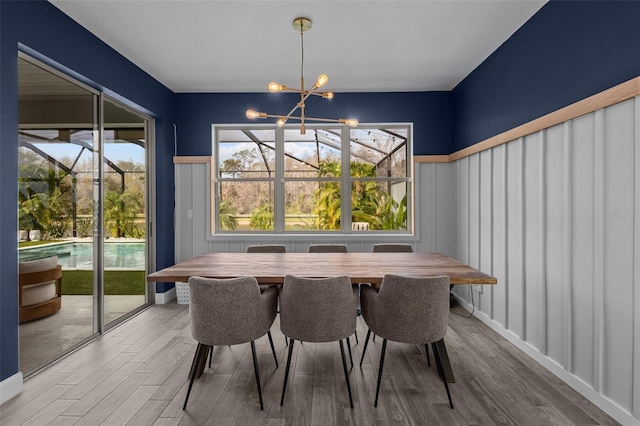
[1, 302, 618, 425]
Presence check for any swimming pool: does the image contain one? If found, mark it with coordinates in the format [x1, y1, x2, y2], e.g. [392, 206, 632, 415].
[19, 242, 145, 269]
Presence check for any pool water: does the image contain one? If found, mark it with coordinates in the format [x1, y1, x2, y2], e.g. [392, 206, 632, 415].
[19, 242, 145, 269]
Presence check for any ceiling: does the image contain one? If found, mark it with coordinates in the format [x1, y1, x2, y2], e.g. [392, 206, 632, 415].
[49, 0, 547, 93]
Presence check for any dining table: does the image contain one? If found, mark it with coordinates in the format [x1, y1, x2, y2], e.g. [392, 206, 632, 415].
[147, 252, 497, 382]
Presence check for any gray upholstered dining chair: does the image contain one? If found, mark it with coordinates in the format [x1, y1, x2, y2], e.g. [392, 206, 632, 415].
[279, 275, 358, 408]
[308, 243, 348, 253]
[246, 244, 289, 345]
[359, 274, 454, 409]
[308, 243, 358, 347]
[372, 243, 413, 252]
[370, 243, 414, 345]
[184, 276, 278, 411]
[246, 244, 287, 253]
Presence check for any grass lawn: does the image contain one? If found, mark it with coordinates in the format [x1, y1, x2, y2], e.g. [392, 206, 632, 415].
[62, 270, 146, 295]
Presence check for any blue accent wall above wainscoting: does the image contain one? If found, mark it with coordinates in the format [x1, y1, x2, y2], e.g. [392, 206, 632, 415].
[452, 0, 640, 152]
[174, 91, 453, 156]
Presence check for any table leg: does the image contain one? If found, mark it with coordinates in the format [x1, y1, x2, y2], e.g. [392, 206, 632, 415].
[435, 340, 455, 383]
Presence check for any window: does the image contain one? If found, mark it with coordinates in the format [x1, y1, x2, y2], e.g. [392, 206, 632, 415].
[213, 124, 411, 233]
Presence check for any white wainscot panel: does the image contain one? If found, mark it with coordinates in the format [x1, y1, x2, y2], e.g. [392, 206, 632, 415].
[506, 139, 525, 338]
[491, 144, 508, 328]
[602, 99, 635, 412]
[523, 132, 544, 350]
[543, 122, 566, 364]
[479, 149, 493, 316]
[569, 112, 596, 385]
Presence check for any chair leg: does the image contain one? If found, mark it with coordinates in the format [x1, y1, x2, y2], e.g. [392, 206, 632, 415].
[267, 331, 278, 368]
[432, 340, 454, 409]
[359, 329, 372, 367]
[424, 344, 430, 367]
[183, 343, 205, 410]
[373, 333, 376, 342]
[346, 337, 354, 369]
[187, 343, 200, 379]
[280, 339, 295, 406]
[208, 346, 214, 368]
[354, 331, 359, 344]
[339, 340, 354, 409]
[374, 339, 387, 407]
[250, 341, 264, 410]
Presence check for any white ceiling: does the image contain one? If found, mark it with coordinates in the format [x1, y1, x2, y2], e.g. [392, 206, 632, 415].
[49, 0, 547, 93]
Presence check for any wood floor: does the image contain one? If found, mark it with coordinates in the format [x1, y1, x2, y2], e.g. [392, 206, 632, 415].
[1, 301, 618, 426]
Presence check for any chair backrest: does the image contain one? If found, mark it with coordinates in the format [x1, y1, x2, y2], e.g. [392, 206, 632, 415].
[188, 276, 276, 346]
[308, 244, 348, 253]
[246, 244, 287, 253]
[280, 275, 356, 342]
[372, 274, 449, 344]
[372, 243, 413, 253]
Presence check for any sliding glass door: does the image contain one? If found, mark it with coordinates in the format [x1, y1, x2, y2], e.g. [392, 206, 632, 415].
[103, 98, 149, 327]
[17, 54, 153, 374]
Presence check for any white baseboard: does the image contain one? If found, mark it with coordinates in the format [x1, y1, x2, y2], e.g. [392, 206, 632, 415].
[0, 372, 23, 405]
[453, 295, 638, 426]
[155, 287, 176, 304]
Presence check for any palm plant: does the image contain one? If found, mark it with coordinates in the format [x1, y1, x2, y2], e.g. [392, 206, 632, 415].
[18, 168, 72, 239]
[104, 189, 141, 237]
[218, 201, 238, 230]
[250, 202, 274, 230]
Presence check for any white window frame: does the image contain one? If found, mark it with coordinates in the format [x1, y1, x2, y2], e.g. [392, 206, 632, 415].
[211, 123, 413, 235]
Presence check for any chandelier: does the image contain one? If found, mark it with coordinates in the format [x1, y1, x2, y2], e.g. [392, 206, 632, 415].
[246, 17, 358, 135]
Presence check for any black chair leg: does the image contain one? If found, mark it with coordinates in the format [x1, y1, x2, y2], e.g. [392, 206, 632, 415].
[346, 337, 354, 368]
[432, 341, 454, 409]
[267, 331, 278, 368]
[339, 340, 354, 409]
[373, 333, 376, 342]
[374, 339, 387, 407]
[354, 331, 359, 344]
[184, 343, 205, 410]
[424, 344, 430, 367]
[208, 346, 214, 368]
[280, 339, 295, 406]
[250, 341, 264, 410]
[359, 329, 372, 367]
[187, 343, 200, 379]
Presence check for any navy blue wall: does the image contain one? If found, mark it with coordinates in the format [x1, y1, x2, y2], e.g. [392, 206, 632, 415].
[0, 0, 176, 382]
[174, 92, 453, 156]
[453, 0, 640, 151]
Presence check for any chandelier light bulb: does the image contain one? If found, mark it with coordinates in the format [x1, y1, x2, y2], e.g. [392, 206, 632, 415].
[315, 74, 329, 88]
[322, 92, 334, 99]
[277, 118, 287, 127]
[246, 110, 266, 119]
[268, 82, 283, 93]
[340, 118, 359, 127]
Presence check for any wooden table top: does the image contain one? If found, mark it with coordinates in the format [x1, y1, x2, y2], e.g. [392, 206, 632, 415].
[147, 252, 497, 285]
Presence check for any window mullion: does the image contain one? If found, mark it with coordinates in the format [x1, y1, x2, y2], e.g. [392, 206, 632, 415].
[274, 126, 285, 233]
[340, 125, 351, 233]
